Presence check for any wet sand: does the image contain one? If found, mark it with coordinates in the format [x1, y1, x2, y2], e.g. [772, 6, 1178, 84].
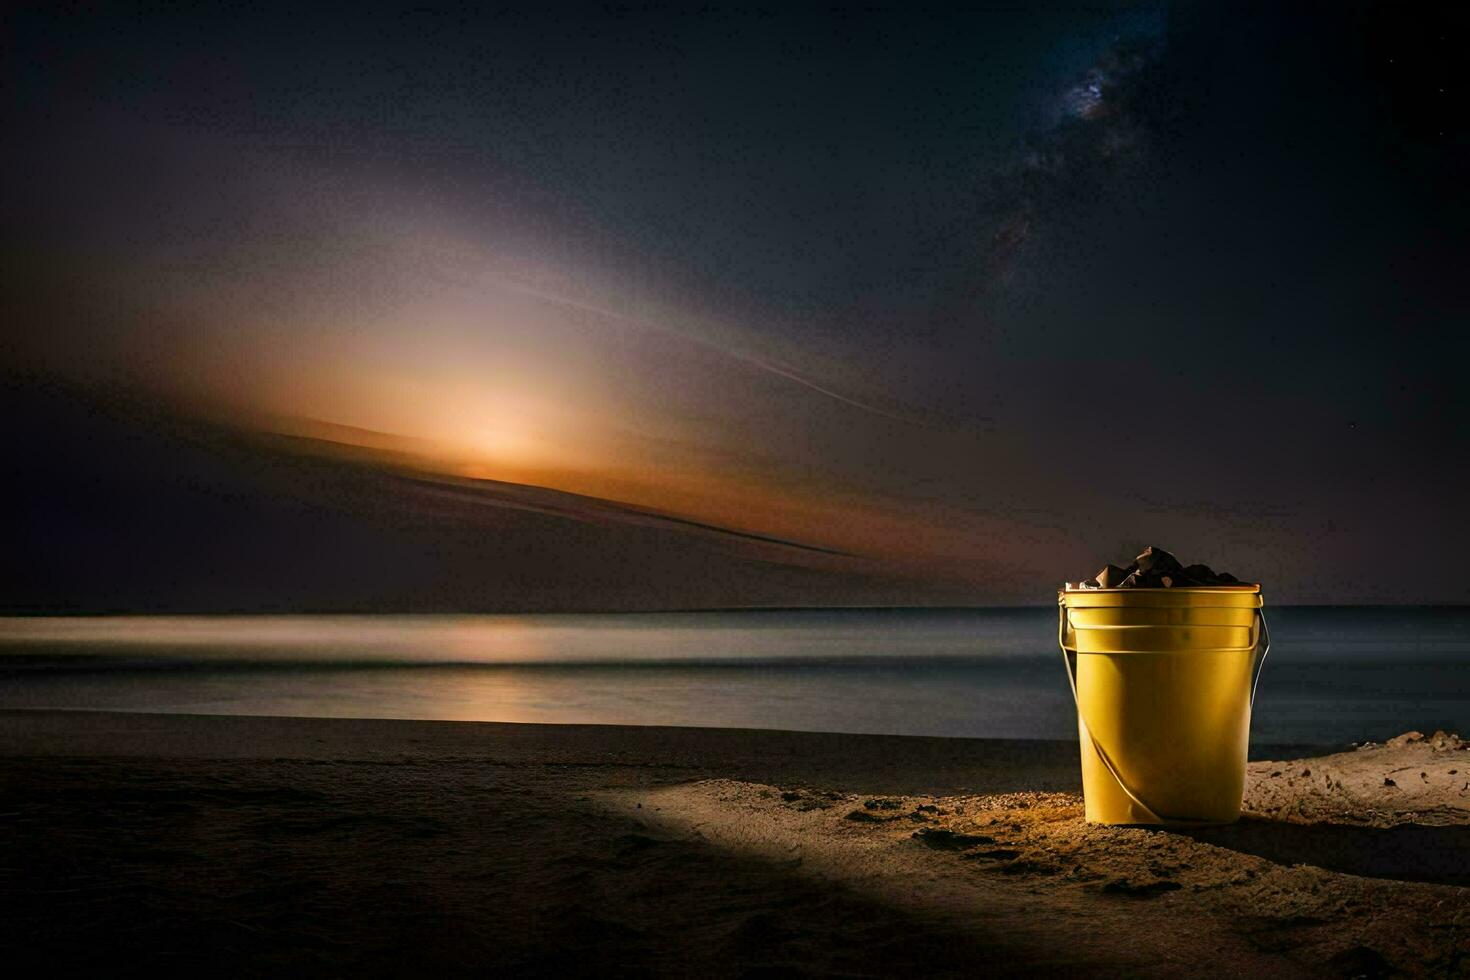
[0, 711, 1465, 976]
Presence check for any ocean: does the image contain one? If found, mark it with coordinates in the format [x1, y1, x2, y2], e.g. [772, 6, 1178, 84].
[0, 607, 1465, 747]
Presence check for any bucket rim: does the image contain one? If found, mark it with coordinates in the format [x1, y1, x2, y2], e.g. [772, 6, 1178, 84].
[1058, 584, 1262, 608]
[1059, 584, 1260, 594]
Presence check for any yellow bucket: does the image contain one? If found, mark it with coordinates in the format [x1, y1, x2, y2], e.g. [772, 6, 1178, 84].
[1057, 585, 1269, 825]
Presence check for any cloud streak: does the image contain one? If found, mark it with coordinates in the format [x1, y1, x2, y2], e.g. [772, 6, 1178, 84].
[429, 260, 961, 431]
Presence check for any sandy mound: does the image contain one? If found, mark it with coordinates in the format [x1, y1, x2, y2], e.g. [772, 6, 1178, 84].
[604, 733, 1470, 977]
[1247, 730, 1469, 827]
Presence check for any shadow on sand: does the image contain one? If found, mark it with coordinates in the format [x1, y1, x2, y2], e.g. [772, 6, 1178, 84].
[1174, 819, 1470, 886]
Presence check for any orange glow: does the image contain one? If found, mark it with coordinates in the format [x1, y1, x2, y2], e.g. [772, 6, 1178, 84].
[135, 220, 1027, 587]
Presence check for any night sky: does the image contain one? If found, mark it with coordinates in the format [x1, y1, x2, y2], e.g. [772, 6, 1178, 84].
[4, 3, 1467, 606]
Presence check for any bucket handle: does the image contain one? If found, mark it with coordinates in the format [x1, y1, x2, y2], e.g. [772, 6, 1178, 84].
[1249, 610, 1271, 708]
[1057, 599, 1270, 824]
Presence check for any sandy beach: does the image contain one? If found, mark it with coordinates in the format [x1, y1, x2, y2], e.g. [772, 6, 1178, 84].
[1, 710, 1465, 977]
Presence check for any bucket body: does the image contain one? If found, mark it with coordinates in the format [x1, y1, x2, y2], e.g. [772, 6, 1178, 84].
[1058, 586, 1266, 825]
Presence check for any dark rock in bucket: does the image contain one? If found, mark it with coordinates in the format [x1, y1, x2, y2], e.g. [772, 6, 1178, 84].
[1075, 547, 1248, 589]
[1134, 546, 1182, 576]
[1084, 564, 1131, 589]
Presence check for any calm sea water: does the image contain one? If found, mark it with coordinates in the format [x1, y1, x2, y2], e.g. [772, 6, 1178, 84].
[0, 608, 1465, 746]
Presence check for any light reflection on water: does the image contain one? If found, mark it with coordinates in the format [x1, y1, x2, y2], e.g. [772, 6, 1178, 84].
[0, 608, 1465, 745]
[0, 610, 1028, 664]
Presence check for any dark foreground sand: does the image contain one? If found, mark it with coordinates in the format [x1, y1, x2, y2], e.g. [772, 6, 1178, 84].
[0, 711, 1465, 977]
